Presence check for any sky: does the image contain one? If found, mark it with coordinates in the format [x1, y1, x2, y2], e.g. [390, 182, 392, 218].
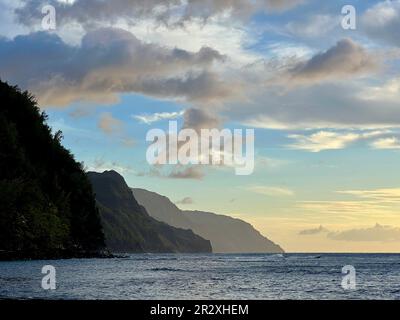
[1, 0, 400, 252]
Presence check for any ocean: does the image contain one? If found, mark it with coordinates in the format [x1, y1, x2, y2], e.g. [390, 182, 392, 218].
[0, 253, 399, 300]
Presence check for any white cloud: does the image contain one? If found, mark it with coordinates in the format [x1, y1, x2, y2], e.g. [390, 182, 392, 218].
[360, 77, 400, 102]
[371, 137, 400, 149]
[86, 159, 134, 173]
[287, 131, 361, 152]
[247, 185, 294, 196]
[286, 129, 393, 152]
[133, 110, 184, 124]
[125, 17, 261, 66]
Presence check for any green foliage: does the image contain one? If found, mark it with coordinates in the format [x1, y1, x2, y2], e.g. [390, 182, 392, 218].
[0, 80, 105, 259]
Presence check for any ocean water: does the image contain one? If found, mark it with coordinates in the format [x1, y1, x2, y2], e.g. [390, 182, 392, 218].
[0, 253, 399, 300]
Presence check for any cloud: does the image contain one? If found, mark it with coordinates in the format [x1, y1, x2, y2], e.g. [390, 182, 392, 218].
[371, 137, 400, 149]
[233, 74, 400, 130]
[328, 224, 400, 242]
[175, 197, 194, 205]
[168, 165, 205, 180]
[285, 14, 340, 38]
[133, 110, 184, 124]
[128, 17, 261, 69]
[337, 188, 400, 203]
[298, 200, 390, 216]
[132, 71, 233, 104]
[298, 187, 400, 218]
[228, 38, 399, 131]
[287, 131, 361, 152]
[138, 165, 205, 180]
[85, 158, 134, 173]
[361, 0, 400, 46]
[140, 107, 247, 180]
[97, 112, 135, 146]
[0, 28, 228, 106]
[287, 39, 379, 85]
[360, 77, 400, 102]
[4, 4, 399, 133]
[286, 130, 388, 152]
[297, 222, 400, 242]
[263, 0, 305, 11]
[15, 0, 305, 29]
[298, 225, 329, 235]
[247, 185, 294, 196]
[98, 112, 123, 135]
[183, 108, 221, 132]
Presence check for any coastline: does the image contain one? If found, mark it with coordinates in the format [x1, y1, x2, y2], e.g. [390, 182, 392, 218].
[0, 249, 117, 262]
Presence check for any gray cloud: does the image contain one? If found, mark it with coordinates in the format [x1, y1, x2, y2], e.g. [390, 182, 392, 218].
[132, 71, 232, 104]
[137, 165, 205, 180]
[288, 39, 379, 84]
[298, 225, 329, 235]
[168, 165, 205, 180]
[0, 27, 227, 106]
[15, 0, 305, 28]
[231, 79, 400, 130]
[183, 108, 221, 132]
[175, 197, 194, 205]
[222, 39, 394, 130]
[263, 0, 305, 11]
[361, 0, 400, 47]
[328, 224, 400, 242]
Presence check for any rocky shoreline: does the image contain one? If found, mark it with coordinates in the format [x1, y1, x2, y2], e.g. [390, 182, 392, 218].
[0, 249, 117, 261]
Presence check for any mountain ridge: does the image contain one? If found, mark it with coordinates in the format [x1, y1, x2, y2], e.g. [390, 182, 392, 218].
[0, 80, 105, 260]
[88, 170, 212, 253]
[132, 188, 284, 253]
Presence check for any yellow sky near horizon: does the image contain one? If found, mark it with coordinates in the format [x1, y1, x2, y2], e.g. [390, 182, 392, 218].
[176, 186, 400, 252]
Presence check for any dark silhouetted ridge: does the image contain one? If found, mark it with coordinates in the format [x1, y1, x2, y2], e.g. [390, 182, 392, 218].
[0, 80, 105, 260]
[88, 171, 212, 253]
